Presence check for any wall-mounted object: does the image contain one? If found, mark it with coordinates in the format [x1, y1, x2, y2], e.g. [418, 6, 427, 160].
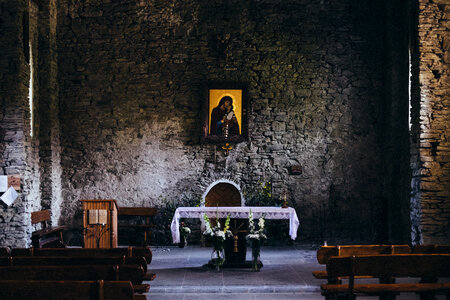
[0, 187, 18, 206]
[0, 175, 20, 192]
[0, 175, 20, 206]
[8, 175, 21, 191]
[0, 176, 7, 193]
[289, 165, 303, 175]
[203, 83, 248, 144]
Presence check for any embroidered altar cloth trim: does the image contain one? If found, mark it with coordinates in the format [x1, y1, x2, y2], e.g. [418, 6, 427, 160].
[171, 206, 300, 244]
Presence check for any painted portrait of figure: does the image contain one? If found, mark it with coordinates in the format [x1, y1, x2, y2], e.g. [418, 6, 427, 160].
[204, 86, 246, 143]
[209, 89, 242, 136]
[210, 95, 240, 136]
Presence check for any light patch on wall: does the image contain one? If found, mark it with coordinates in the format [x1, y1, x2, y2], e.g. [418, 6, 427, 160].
[408, 48, 412, 131]
[29, 42, 33, 137]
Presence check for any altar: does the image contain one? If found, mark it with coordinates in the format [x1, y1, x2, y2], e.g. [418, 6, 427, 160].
[171, 206, 300, 268]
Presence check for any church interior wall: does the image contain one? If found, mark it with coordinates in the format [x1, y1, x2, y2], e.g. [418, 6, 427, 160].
[0, 0, 448, 247]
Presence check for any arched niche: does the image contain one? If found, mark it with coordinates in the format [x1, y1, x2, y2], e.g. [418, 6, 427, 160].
[202, 180, 244, 207]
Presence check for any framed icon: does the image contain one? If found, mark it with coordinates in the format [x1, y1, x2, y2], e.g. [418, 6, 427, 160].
[203, 83, 247, 143]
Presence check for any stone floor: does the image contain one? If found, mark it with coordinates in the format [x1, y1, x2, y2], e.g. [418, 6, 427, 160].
[143, 244, 439, 300]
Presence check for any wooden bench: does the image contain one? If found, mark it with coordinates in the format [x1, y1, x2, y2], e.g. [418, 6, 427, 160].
[0, 256, 151, 293]
[9, 247, 155, 282]
[31, 210, 66, 248]
[0, 255, 149, 273]
[0, 280, 145, 300]
[313, 245, 411, 281]
[412, 244, 450, 254]
[0, 264, 146, 285]
[11, 246, 153, 264]
[118, 207, 157, 246]
[321, 254, 450, 300]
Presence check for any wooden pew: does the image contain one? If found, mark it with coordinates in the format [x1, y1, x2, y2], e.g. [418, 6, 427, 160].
[0, 255, 148, 273]
[412, 244, 450, 254]
[9, 246, 156, 283]
[321, 254, 450, 300]
[313, 245, 411, 281]
[31, 210, 66, 248]
[118, 207, 157, 246]
[11, 246, 152, 264]
[0, 264, 145, 285]
[0, 280, 145, 300]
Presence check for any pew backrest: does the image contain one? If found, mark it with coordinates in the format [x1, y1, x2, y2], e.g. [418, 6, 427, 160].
[0, 255, 148, 273]
[327, 254, 450, 279]
[10, 246, 152, 264]
[0, 264, 145, 284]
[412, 244, 450, 254]
[317, 245, 411, 264]
[0, 280, 135, 300]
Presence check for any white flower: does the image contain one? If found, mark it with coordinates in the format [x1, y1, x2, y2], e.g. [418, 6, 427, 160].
[258, 217, 265, 230]
[246, 210, 266, 242]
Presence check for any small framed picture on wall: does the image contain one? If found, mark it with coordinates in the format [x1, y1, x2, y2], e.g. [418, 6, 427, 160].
[203, 83, 248, 143]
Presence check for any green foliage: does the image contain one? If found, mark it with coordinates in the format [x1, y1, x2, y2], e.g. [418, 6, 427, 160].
[244, 182, 289, 245]
[244, 182, 283, 207]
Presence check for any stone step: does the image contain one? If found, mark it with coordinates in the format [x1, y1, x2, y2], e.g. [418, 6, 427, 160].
[147, 284, 319, 294]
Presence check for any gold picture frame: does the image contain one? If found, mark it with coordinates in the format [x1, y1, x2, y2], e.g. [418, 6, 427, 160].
[203, 83, 247, 143]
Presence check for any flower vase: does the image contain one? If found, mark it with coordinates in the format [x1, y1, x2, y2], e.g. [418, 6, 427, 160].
[251, 239, 261, 272]
[211, 247, 225, 271]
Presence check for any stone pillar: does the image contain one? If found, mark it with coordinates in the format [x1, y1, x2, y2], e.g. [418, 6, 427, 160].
[36, 0, 62, 225]
[0, 0, 41, 247]
[414, 0, 450, 244]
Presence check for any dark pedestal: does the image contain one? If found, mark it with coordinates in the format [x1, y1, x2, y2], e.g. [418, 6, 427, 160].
[224, 230, 247, 266]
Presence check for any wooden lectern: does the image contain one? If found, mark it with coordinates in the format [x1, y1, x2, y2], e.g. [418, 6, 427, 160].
[81, 199, 118, 248]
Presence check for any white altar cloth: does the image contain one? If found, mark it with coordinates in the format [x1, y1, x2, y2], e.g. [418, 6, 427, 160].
[171, 206, 300, 244]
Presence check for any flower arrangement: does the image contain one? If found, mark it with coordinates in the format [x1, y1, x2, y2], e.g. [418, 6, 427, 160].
[178, 221, 191, 248]
[203, 213, 233, 250]
[246, 210, 267, 241]
[203, 212, 232, 270]
[180, 222, 191, 237]
[246, 210, 266, 271]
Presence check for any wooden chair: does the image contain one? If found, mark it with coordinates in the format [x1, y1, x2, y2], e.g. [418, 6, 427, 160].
[321, 254, 450, 300]
[118, 207, 157, 246]
[31, 210, 66, 248]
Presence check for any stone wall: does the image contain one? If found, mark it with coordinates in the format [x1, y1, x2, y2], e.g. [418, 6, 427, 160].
[56, 0, 389, 243]
[412, 0, 450, 244]
[0, 0, 41, 247]
[3, 0, 447, 247]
